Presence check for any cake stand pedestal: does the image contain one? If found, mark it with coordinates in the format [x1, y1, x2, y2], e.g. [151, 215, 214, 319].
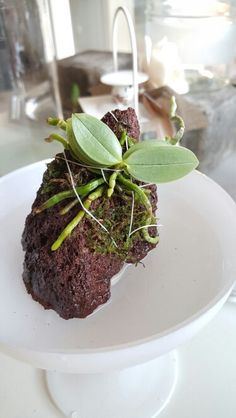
[46, 352, 177, 418]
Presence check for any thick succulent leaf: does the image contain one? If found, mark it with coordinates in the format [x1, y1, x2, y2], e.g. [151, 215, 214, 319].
[66, 119, 98, 165]
[67, 119, 110, 167]
[123, 140, 168, 159]
[71, 113, 122, 167]
[124, 144, 199, 183]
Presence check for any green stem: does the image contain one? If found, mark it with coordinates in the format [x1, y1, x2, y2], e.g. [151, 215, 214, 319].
[34, 177, 105, 213]
[165, 96, 185, 145]
[117, 174, 152, 212]
[51, 186, 104, 251]
[107, 171, 118, 197]
[119, 131, 135, 149]
[45, 133, 69, 149]
[71, 82, 80, 109]
[142, 216, 159, 244]
[60, 198, 78, 215]
[127, 137, 135, 147]
[169, 95, 177, 118]
[119, 130, 127, 146]
[47, 117, 67, 131]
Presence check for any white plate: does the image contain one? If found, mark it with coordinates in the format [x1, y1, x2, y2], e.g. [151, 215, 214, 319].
[0, 161, 236, 373]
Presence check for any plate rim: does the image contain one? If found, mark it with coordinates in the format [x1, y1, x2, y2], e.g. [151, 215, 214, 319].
[1, 160, 236, 356]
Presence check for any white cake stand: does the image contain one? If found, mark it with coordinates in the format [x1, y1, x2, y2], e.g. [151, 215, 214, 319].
[0, 161, 236, 418]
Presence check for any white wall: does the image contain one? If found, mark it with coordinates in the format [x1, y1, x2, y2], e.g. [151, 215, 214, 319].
[37, 0, 75, 61]
[37, 0, 135, 59]
[69, 0, 134, 53]
[49, 0, 75, 59]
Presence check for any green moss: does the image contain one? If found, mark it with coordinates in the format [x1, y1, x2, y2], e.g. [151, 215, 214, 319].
[41, 160, 63, 194]
[41, 157, 91, 195]
[38, 155, 158, 260]
[84, 191, 152, 261]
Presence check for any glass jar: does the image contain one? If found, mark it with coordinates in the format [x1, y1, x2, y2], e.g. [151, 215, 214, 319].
[141, 0, 236, 94]
[0, 0, 62, 122]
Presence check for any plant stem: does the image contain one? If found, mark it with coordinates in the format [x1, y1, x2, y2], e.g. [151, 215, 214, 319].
[51, 186, 104, 251]
[165, 96, 185, 145]
[34, 178, 105, 213]
[47, 117, 67, 131]
[45, 133, 69, 149]
[70, 82, 80, 110]
[117, 174, 152, 212]
[142, 216, 159, 244]
[107, 171, 118, 197]
[127, 136, 135, 147]
[119, 131, 127, 146]
[119, 131, 135, 148]
[60, 198, 78, 215]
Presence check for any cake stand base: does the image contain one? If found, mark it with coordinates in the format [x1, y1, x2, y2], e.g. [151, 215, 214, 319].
[45, 352, 178, 418]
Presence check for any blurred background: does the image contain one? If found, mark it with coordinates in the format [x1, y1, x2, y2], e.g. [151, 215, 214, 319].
[0, 0, 236, 194]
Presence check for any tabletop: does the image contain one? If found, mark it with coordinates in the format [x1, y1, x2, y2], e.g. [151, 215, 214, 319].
[0, 106, 236, 418]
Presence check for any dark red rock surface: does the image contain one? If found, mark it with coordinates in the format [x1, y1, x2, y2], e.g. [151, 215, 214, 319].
[22, 109, 158, 319]
[101, 107, 140, 141]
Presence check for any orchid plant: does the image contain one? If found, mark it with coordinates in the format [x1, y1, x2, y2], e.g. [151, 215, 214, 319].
[35, 97, 198, 251]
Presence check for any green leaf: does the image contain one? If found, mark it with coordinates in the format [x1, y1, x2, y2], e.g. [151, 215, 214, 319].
[123, 140, 168, 159]
[71, 113, 122, 167]
[66, 119, 98, 166]
[124, 144, 199, 183]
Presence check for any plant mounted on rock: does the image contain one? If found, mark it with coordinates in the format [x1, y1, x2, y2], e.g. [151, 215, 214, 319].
[36, 97, 198, 252]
